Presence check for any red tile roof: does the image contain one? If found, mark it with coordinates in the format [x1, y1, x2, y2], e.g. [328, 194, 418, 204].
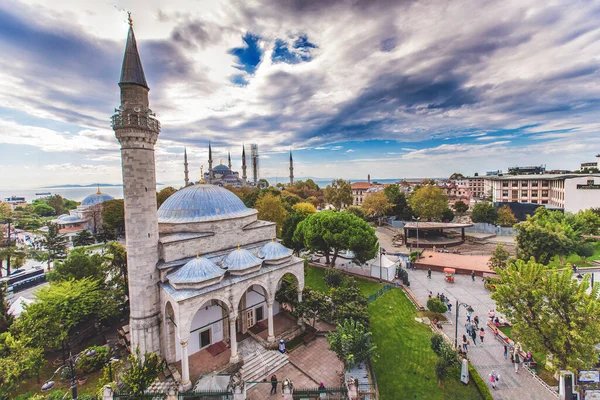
[351, 182, 370, 189]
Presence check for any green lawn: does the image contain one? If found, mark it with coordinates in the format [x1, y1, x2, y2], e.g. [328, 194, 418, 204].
[547, 241, 600, 269]
[304, 266, 484, 400]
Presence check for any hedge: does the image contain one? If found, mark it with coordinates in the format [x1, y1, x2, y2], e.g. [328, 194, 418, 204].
[468, 364, 494, 400]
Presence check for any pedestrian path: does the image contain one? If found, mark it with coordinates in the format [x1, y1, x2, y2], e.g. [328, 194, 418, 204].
[407, 267, 558, 400]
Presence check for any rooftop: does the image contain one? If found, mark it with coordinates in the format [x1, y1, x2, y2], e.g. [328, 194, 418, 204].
[487, 173, 600, 180]
[403, 222, 473, 230]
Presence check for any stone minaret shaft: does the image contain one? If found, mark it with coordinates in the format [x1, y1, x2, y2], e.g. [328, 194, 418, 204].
[112, 18, 161, 355]
[241, 145, 247, 182]
[184, 147, 189, 187]
[289, 150, 294, 186]
[208, 142, 214, 183]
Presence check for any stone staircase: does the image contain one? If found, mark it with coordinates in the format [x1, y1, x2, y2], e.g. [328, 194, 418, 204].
[241, 349, 289, 390]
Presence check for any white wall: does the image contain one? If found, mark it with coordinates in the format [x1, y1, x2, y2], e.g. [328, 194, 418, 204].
[564, 176, 600, 213]
[177, 302, 225, 359]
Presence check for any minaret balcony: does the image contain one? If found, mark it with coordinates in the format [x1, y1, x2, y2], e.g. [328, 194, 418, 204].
[111, 111, 161, 134]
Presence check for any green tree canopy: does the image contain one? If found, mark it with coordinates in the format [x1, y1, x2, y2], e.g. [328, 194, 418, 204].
[32, 203, 55, 217]
[470, 202, 498, 224]
[488, 243, 511, 270]
[492, 258, 600, 373]
[326, 319, 377, 371]
[119, 348, 164, 395]
[0, 332, 44, 399]
[52, 248, 105, 281]
[255, 193, 288, 235]
[0, 284, 13, 334]
[102, 199, 125, 235]
[497, 205, 518, 227]
[156, 186, 177, 208]
[566, 209, 600, 235]
[361, 191, 392, 222]
[42, 222, 68, 269]
[408, 186, 448, 221]
[344, 206, 367, 221]
[382, 186, 413, 220]
[452, 200, 468, 215]
[292, 202, 316, 215]
[281, 211, 307, 254]
[324, 179, 353, 210]
[514, 207, 579, 264]
[294, 211, 378, 265]
[72, 229, 95, 247]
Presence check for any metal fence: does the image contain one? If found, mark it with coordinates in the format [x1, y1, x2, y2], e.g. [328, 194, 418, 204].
[292, 386, 348, 399]
[368, 285, 391, 303]
[179, 390, 233, 399]
[113, 393, 167, 400]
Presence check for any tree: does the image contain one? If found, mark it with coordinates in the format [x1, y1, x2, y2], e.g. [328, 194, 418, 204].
[497, 205, 517, 227]
[326, 319, 377, 371]
[408, 186, 448, 221]
[120, 348, 164, 395]
[453, 200, 468, 215]
[281, 212, 307, 254]
[330, 281, 370, 327]
[471, 202, 498, 224]
[514, 207, 579, 264]
[492, 258, 600, 373]
[52, 248, 105, 281]
[42, 222, 68, 269]
[255, 193, 288, 236]
[449, 172, 464, 180]
[345, 206, 367, 221]
[258, 178, 270, 188]
[156, 186, 177, 208]
[0, 284, 13, 334]
[441, 208, 454, 222]
[383, 186, 413, 220]
[361, 192, 392, 223]
[567, 209, 600, 235]
[72, 229, 95, 247]
[46, 194, 66, 215]
[434, 340, 460, 383]
[0, 332, 44, 399]
[488, 244, 510, 270]
[298, 288, 329, 327]
[32, 203, 55, 217]
[426, 298, 448, 313]
[292, 202, 316, 215]
[294, 211, 378, 265]
[102, 199, 125, 235]
[95, 224, 117, 243]
[104, 242, 128, 297]
[324, 179, 353, 210]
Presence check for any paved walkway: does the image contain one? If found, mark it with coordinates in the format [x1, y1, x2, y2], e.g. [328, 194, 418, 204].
[407, 267, 557, 400]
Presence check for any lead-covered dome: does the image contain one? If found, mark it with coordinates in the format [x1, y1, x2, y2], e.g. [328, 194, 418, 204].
[258, 241, 293, 264]
[81, 190, 114, 206]
[158, 184, 256, 223]
[168, 257, 225, 288]
[222, 248, 262, 275]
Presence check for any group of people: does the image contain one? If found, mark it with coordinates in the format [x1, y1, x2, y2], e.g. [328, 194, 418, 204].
[428, 291, 453, 312]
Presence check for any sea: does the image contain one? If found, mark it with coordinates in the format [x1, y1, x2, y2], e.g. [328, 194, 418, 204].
[0, 178, 404, 203]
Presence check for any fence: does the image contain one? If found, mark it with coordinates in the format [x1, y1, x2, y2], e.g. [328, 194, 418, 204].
[179, 390, 233, 399]
[292, 386, 348, 399]
[113, 393, 167, 399]
[368, 285, 392, 303]
[464, 222, 516, 236]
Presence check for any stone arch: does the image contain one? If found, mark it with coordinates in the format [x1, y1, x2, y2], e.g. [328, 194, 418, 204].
[179, 292, 234, 340]
[271, 268, 304, 297]
[164, 301, 177, 363]
[234, 280, 271, 335]
[232, 279, 271, 310]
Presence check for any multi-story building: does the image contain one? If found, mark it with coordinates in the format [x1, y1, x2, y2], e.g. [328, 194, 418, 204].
[488, 174, 600, 213]
[580, 154, 600, 171]
[351, 182, 370, 206]
[466, 177, 488, 200]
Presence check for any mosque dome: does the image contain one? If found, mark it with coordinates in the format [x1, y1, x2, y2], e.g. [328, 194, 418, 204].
[258, 241, 293, 264]
[222, 248, 262, 274]
[81, 188, 114, 207]
[157, 184, 255, 223]
[57, 215, 83, 223]
[214, 164, 230, 172]
[168, 257, 225, 285]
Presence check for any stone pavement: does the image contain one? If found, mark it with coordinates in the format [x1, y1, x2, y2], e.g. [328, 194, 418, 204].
[407, 267, 558, 400]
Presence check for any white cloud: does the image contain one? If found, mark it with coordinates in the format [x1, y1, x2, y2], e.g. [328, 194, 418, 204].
[346, 149, 355, 153]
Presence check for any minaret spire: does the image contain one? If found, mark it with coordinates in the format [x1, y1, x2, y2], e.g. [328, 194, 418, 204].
[119, 14, 148, 90]
[241, 144, 247, 183]
[208, 141, 213, 183]
[184, 147, 189, 187]
[289, 150, 294, 186]
[228, 151, 232, 170]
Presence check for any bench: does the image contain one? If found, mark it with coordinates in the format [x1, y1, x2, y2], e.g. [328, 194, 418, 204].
[303, 332, 317, 345]
[487, 322, 537, 368]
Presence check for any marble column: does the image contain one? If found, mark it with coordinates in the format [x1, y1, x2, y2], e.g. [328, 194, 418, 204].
[180, 339, 192, 391]
[229, 316, 239, 363]
[297, 290, 304, 327]
[267, 300, 275, 342]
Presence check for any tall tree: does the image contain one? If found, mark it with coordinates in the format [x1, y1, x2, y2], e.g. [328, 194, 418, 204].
[514, 207, 579, 264]
[566, 209, 600, 235]
[324, 179, 353, 210]
[281, 212, 307, 254]
[104, 242, 129, 297]
[452, 200, 468, 215]
[42, 222, 68, 269]
[408, 186, 448, 221]
[487, 243, 510, 270]
[32, 203, 55, 217]
[156, 186, 177, 208]
[0, 332, 45, 399]
[294, 211, 378, 265]
[46, 194, 66, 215]
[492, 258, 600, 373]
[344, 206, 367, 221]
[0, 284, 13, 333]
[326, 319, 377, 371]
[52, 248, 105, 281]
[72, 229, 95, 247]
[292, 202, 316, 215]
[496, 205, 518, 227]
[471, 202, 498, 224]
[119, 348, 165, 395]
[361, 191, 392, 223]
[298, 288, 329, 328]
[102, 199, 125, 235]
[255, 193, 288, 235]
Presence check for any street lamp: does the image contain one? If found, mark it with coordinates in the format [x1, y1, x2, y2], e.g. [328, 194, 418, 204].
[412, 216, 421, 254]
[454, 300, 474, 349]
[379, 247, 385, 283]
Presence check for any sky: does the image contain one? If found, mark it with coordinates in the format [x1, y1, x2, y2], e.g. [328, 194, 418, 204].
[0, 0, 599, 189]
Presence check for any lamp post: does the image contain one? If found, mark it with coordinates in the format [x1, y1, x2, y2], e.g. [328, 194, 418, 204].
[379, 247, 384, 283]
[454, 300, 474, 349]
[412, 216, 421, 254]
[41, 339, 78, 400]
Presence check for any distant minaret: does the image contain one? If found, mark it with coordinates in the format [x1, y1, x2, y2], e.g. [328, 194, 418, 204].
[289, 150, 294, 186]
[112, 13, 160, 356]
[241, 145, 247, 182]
[368, 174, 371, 185]
[228, 151, 232, 170]
[183, 147, 189, 187]
[208, 142, 213, 183]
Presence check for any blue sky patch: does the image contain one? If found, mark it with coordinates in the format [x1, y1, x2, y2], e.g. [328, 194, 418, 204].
[272, 34, 317, 64]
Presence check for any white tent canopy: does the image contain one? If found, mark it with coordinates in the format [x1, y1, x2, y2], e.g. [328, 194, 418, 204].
[8, 296, 34, 317]
[367, 253, 400, 282]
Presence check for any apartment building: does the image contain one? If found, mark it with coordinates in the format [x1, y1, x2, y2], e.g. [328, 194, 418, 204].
[466, 177, 488, 200]
[489, 174, 600, 213]
[351, 182, 370, 205]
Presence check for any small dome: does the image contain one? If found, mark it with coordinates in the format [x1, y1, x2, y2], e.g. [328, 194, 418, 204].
[158, 184, 255, 223]
[168, 257, 225, 285]
[222, 248, 262, 272]
[81, 189, 114, 206]
[258, 241, 293, 262]
[56, 214, 83, 223]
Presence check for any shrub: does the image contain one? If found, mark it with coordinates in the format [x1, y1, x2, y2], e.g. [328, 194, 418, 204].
[430, 333, 444, 355]
[47, 391, 68, 400]
[325, 269, 345, 288]
[397, 268, 409, 285]
[14, 393, 35, 400]
[77, 395, 97, 400]
[427, 298, 448, 314]
[76, 345, 110, 374]
[576, 242, 595, 258]
[469, 364, 494, 400]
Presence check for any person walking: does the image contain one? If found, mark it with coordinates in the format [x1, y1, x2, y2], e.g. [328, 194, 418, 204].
[503, 344, 508, 359]
[489, 370, 497, 389]
[514, 351, 521, 373]
[470, 327, 477, 345]
[270, 374, 278, 395]
[479, 328, 485, 343]
[428, 268, 432, 279]
[471, 270, 475, 281]
[473, 315, 479, 330]
[465, 320, 471, 336]
[447, 301, 452, 312]
[462, 334, 469, 352]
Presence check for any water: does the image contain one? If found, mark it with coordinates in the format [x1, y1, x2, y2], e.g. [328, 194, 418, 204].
[0, 185, 167, 203]
[266, 178, 403, 188]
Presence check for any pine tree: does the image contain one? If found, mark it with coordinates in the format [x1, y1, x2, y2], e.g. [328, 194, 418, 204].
[42, 222, 68, 269]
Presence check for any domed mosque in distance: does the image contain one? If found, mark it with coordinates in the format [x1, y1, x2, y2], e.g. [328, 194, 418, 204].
[111, 16, 304, 391]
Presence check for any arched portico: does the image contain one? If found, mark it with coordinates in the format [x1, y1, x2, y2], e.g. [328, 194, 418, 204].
[164, 301, 177, 364]
[235, 282, 273, 341]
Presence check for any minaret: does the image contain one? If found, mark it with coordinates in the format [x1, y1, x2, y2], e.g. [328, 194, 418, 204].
[289, 150, 294, 186]
[241, 145, 247, 183]
[112, 14, 161, 355]
[208, 142, 213, 183]
[228, 151, 232, 170]
[183, 147, 189, 187]
[368, 174, 371, 185]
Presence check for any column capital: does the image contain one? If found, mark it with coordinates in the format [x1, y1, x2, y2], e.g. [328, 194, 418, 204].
[229, 314, 237, 324]
[180, 339, 188, 347]
[267, 300, 274, 307]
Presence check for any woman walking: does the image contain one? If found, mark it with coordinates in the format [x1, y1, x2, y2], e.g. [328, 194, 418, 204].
[479, 328, 485, 343]
[503, 344, 508, 359]
[470, 327, 477, 345]
[462, 334, 469, 352]
[489, 370, 498, 389]
[514, 351, 521, 373]
[473, 315, 480, 330]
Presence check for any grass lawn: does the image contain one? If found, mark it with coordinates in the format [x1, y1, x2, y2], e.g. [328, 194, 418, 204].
[498, 326, 557, 386]
[547, 241, 600, 269]
[305, 265, 383, 296]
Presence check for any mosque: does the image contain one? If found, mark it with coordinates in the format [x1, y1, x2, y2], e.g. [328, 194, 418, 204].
[111, 17, 304, 389]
